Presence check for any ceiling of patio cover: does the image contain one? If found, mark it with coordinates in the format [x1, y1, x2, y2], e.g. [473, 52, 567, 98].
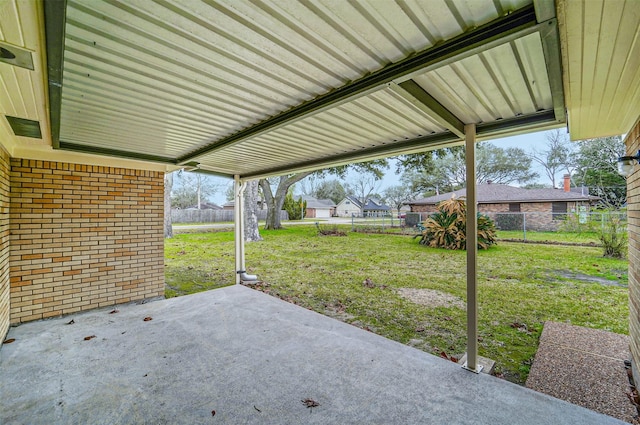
[1, 0, 638, 177]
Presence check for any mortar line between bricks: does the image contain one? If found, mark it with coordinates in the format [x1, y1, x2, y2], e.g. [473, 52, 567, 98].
[545, 342, 629, 362]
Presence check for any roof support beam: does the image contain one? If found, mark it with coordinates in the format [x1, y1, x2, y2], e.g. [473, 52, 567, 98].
[241, 110, 559, 180]
[390, 81, 465, 139]
[177, 4, 540, 165]
[534, 0, 566, 125]
[43, 0, 67, 149]
[57, 141, 179, 165]
[242, 132, 458, 180]
[539, 18, 565, 124]
[463, 123, 481, 374]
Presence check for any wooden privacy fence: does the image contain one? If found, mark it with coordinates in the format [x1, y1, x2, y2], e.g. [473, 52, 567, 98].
[171, 209, 289, 223]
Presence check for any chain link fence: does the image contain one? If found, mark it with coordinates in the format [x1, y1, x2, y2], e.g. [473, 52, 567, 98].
[171, 209, 289, 223]
[489, 211, 627, 241]
[490, 211, 626, 232]
[349, 215, 409, 233]
[400, 210, 627, 241]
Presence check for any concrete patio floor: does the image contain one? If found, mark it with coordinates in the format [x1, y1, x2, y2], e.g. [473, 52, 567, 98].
[0, 285, 626, 425]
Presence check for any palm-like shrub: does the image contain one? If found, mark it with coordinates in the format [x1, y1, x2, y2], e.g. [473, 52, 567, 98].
[417, 197, 496, 250]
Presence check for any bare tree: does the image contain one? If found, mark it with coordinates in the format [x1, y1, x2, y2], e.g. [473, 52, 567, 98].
[171, 172, 222, 209]
[529, 129, 574, 188]
[347, 175, 381, 216]
[299, 174, 322, 196]
[164, 172, 173, 238]
[383, 185, 413, 217]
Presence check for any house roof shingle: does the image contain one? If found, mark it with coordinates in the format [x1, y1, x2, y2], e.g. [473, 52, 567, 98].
[408, 184, 599, 205]
[301, 196, 336, 209]
[342, 196, 390, 211]
[185, 202, 223, 210]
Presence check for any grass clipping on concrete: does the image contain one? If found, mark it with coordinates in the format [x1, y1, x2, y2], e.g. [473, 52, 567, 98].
[165, 225, 628, 385]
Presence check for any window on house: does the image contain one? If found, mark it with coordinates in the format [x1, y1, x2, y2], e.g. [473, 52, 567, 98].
[552, 202, 567, 220]
[509, 203, 521, 212]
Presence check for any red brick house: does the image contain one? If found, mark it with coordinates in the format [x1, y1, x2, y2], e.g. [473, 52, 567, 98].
[407, 177, 599, 231]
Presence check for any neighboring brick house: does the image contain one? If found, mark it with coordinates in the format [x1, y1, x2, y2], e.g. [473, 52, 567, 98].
[302, 196, 335, 218]
[407, 176, 599, 231]
[336, 196, 391, 217]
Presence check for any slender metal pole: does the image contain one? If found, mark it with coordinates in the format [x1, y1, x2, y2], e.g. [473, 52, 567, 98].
[464, 123, 482, 373]
[234, 176, 247, 284]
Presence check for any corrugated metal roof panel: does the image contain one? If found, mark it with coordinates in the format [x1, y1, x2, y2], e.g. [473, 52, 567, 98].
[412, 32, 551, 125]
[58, 0, 539, 167]
[194, 86, 450, 174]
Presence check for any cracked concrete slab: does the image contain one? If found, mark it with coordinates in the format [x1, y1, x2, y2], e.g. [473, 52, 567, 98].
[1, 286, 627, 424]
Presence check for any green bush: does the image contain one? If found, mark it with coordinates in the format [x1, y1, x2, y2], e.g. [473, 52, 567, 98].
[600, 213, 627, 258]
[417, 197, 497, 250]
[283, 193, 306, 220]
[558, 213, 597, 233]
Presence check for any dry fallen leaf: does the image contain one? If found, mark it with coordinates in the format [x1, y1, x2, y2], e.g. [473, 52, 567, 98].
[3, 338, 15, 344]
[301, 398, 320, 408]
[83, 335, 96, 341]
[439, 351, 458, 363]
[143, 317, 153, 322]
[362, 278, 376, 288]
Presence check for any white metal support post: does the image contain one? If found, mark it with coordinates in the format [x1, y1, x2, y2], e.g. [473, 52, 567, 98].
[234, 176, 247, 284]
[463, 123, 482, 373]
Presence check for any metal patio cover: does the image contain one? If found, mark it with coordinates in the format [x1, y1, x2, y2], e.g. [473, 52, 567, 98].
[1, 0, 639, 176]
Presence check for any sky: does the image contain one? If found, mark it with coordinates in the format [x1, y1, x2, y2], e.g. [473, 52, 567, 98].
[340, 128, 569, 194]
[203, 127, 569, 206]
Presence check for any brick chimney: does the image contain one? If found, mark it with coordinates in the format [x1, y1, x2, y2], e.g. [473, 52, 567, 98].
[563, 174, 571, 192]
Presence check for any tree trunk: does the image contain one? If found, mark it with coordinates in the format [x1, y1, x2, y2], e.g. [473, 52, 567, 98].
[164, 172, 173, 238]
[260, 179, 280, 230]
[243, 180, 262, 242]
[260, 172, 313, 230]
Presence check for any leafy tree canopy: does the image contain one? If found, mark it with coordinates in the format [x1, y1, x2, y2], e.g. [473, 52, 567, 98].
[313, 179, 347, 204]
[398, 143, 537, 196]
[573, 136, 626, 208]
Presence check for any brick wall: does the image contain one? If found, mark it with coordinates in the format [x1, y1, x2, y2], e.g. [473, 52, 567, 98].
[410, 205, 437, 213]
[626, 117, 640, 385]
[479, 203, 511, 213]
[9, 160, 165, 323]
[411, 201, 584, 231]
[0, 148, 9, 340]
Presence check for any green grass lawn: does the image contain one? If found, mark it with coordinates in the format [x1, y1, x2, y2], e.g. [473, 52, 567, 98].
[165, 225, 628, 385]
